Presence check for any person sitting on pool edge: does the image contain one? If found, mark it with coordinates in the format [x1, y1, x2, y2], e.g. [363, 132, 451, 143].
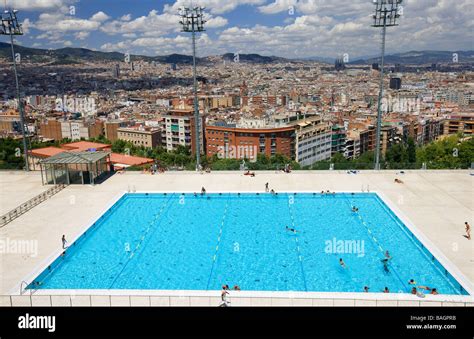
[339, 258, 347, 269]
[201, 187, 206, 195]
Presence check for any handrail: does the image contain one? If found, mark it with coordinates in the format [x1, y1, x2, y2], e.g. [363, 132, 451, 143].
[20, 280, 30, 295]
[0, 184, 67, 228]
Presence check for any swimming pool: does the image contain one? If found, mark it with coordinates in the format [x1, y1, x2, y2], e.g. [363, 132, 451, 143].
[29, 193, 468, 295]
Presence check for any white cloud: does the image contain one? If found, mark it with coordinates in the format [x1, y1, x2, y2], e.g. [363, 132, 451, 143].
[205, 16, 228, 28]
[258, 0, 297, 14]
[90, 11, 110, 23]
[100, 9, 227, 36]
[11, 0, 76, 10]
[101, 10, 179, 35]
[74, 31, 90, 40]
[164, 0, 267, 15]
[29, 11, 110, 32]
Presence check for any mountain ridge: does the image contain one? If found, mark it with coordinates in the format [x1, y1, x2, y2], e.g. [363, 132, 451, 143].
[0, 42, 473, 65]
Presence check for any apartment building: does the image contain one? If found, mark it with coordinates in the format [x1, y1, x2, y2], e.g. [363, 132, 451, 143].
[205, 125, 294, 161]
[117, 127, 161, 148]
[161, 109, 204, 155]
[443, 114, 474, 135]
[105, 121, 128, 142]
[293, 116, 332, 166]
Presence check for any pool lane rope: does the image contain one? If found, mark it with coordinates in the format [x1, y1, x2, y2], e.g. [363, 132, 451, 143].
[108, 194, 175, 289]
[206, 196, 229, 290]
[344, 194, 407, 292]
[287, 194, 308, 292]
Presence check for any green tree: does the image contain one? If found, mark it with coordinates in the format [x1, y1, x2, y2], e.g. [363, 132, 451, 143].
[407, 137, 417, 163]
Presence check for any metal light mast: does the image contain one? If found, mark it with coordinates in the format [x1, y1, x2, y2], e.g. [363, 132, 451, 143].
[179, 7, 206, 171]
[372, 0, 402, 170]
[1, 9, 29, 171]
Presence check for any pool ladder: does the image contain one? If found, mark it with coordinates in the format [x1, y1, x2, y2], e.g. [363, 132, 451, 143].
[20, 280, 32, 295]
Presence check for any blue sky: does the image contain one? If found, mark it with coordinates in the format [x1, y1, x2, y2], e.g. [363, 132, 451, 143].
[2, 0, 473, 59]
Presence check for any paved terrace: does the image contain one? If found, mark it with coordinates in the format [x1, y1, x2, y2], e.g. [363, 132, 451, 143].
[0, 170, 472, 304]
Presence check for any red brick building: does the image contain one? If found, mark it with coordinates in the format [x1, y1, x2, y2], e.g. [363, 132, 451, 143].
[205, 125, 294, 161]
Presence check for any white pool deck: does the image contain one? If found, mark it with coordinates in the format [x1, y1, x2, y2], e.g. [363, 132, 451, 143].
[0, 169, 473, 307]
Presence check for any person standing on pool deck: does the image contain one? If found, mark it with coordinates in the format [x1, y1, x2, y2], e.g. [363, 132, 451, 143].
[465, 222, 471, 240]
[265, 183, 269, 192]
[61, 235, 68, 249]
[221, 288, 229, 306]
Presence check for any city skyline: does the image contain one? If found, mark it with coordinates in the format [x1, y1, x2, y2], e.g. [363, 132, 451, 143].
[2, 0, 473, 59]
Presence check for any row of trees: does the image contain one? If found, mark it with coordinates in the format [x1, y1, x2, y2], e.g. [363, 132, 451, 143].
[306, 134, 473, 170]
[1, 134, 472, 171]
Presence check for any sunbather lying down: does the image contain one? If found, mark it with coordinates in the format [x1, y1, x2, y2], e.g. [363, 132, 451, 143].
[394, 178, 403, 184]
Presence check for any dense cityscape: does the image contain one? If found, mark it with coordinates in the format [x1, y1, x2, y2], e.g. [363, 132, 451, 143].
[1, 45, 473, 171]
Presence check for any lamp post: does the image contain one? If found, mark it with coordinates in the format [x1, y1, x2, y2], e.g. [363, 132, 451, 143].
[179, 7, 206, 171]
[1, 9, 29, 171]
[372, 0, 402, 170]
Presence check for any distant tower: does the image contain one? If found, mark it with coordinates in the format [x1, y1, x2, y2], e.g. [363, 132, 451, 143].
[113, 64, 120, 78]
[335, 58, 346, 71]
[389, 77, 402, 90]
[240, 80, 248, 96]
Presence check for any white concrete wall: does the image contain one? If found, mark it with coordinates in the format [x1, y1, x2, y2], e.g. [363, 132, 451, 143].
[1, 294, 473, 307]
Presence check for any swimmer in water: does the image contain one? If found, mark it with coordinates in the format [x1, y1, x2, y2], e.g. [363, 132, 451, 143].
[285, 226, 299, 233]
[339, 258, 347, 269]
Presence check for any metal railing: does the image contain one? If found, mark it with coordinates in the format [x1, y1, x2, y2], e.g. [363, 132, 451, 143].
[19, 281, 33, 296]
[0, 184, 67, 228]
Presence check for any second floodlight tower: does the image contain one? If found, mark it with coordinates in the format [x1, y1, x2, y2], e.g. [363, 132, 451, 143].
[372, 0, 402, 170]
[179, 7, 206, 170]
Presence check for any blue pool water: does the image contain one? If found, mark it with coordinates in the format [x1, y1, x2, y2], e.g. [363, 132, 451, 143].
[30, 193, 468, 295]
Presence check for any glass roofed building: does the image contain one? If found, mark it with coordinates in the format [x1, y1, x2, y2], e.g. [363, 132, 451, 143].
[39, 151, 111, 185]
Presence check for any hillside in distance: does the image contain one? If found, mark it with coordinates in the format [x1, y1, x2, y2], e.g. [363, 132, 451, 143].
[1, 43, 472, 66]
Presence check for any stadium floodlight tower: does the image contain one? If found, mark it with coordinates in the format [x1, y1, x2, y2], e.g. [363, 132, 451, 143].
[372, 0, 402, 170]
[179, 7, 206, 171]
[1, 9, 29, 171]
